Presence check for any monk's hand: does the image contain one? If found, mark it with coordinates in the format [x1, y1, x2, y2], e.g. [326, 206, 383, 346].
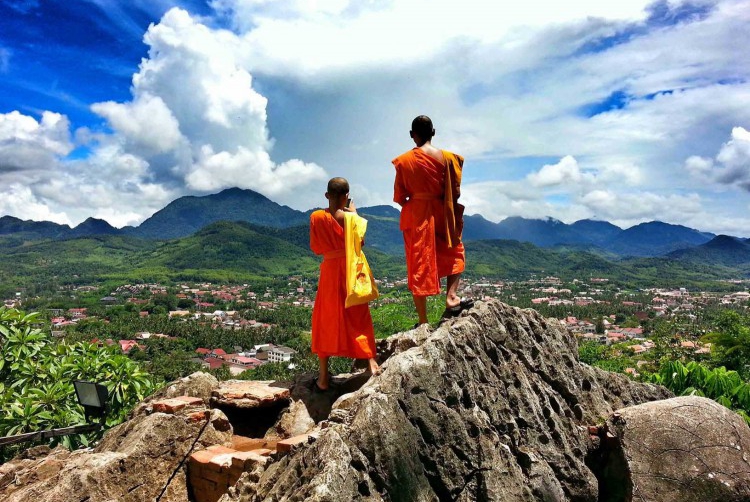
[343, 200, 357, 213]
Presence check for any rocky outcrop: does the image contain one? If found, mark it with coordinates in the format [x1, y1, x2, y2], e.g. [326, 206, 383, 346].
[598, 396, 750, 502]
[0, 373, 232, 502]
[223, 300, 672, 501]
[4, 299, 749, 502]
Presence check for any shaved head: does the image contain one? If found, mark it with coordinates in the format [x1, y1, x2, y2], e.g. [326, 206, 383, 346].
[411, 115, 434, 141]
[327, 177, 349, 198]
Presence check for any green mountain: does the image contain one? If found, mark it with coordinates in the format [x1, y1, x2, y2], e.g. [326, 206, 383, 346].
[0, 220, 745, 297]
[135, 221, 320, 279]
[0, 188, 736, 260]
[69, 217, 122, 238]
[0, 215, 70, 240]
[667, 235, 750, 267]
[465, 240, 620, 279]
[607, 221, 714, 256]
[358, 207, 404, 256]
[127, 187, 308, 240]
[0, 235, 158, 295]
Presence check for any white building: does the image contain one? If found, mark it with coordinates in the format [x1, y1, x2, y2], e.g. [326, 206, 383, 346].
[268, 346, 296, 363]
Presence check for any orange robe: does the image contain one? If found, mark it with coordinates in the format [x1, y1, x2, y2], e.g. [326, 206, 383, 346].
[310, 209, 376, 359]
[393, 148, 466, 297]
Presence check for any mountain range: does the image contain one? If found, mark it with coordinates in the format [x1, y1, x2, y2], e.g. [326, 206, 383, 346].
[1, 187, 742, 259]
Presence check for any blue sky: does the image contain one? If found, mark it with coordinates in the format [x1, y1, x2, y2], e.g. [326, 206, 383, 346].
[1, 0, 749, 236]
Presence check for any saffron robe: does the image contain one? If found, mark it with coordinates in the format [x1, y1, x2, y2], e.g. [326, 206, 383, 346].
[392, 148, 466, 297]
[310, 209, 376, 359]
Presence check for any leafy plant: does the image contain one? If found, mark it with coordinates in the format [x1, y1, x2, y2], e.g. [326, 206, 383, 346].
[647, 359, 750, 426]
[0, 307, 159, 459]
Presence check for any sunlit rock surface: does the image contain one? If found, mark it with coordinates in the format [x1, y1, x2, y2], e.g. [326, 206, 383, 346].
[4, 300, 749, 502]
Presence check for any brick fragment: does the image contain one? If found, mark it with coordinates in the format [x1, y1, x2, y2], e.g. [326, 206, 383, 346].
[175, 396, 204, 406]
[587, 425, 600, 435]
[277, 434, 312, 453]
[209, 453, 234, 469]
[231, 436, 277, 452]
[186, 410, 209, 423]
[152, 398, 188, 414]
[206, 445, 237, 454]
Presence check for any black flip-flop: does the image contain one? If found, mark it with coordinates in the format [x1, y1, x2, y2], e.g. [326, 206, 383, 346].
[440, 298, 475, 320]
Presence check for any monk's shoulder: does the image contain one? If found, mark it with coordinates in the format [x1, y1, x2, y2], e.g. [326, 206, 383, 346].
[392, 149, 417, 167]
[310, 209, 329, 223]
[443, 150, 464, 166]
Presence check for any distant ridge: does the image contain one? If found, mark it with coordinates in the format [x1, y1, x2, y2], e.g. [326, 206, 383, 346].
[569, 219, 623, 245]
[0, 187, 741, 259]
[607, 221, 715, 256]
[668, 235, 750, 266]
[358, 205, 400, 218]
[127, 187, 308, 240]
[0, 215, 70, 240]
[69, 217, 121, 238]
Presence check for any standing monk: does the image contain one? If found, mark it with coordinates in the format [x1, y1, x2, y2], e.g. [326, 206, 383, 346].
[310, 177, 380, 391]
[392, 115, 472, 325]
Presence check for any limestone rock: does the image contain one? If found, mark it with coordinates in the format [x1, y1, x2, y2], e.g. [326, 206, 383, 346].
[131, 371, 219, 416]
[0, 396, 230, 502]
[600, 396, 750, 502]
[230, 300, 673, 501]
[269, 399, 315, 439]
[9, 299, 750, 502]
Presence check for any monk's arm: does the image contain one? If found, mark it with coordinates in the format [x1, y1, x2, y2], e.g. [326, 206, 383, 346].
[309, 217, 326, 255]
[393, 164, 408, 206]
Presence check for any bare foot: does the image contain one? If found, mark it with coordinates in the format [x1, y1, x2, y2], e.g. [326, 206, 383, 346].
[315, 373, 330, 391]
[368, 358, 382, 376]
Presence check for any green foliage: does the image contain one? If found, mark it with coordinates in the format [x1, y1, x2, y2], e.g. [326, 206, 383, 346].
[704, 310, 750, 378]
[648, 360, 750, 425]
[578, 340, 605, 365]
[0, 308, 158, 459]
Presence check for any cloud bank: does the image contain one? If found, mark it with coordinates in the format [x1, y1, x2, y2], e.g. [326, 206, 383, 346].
[0, 0, 748, 237]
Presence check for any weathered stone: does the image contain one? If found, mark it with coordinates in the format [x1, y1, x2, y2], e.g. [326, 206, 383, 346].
[0, 398, 231, 502]
[276, 433, 314, 453]
[209, 408, 233, 432]
[132, 371, 219, 416]
[230, 299, 672, 501]
[600, 396, 750, 502]
[210, 380, 290, 409]
[9, 300, 750, 502]
[270, 398, 315, 438]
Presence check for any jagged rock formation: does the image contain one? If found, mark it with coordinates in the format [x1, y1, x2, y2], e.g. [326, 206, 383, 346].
[224, 300, 672, 501]
[3, 300, 750, 502]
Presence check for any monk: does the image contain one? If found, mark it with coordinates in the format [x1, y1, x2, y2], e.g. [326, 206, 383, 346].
[310, 177, 380, 391]
[392, 115, 472, 325]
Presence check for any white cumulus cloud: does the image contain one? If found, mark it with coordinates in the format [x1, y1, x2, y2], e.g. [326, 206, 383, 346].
[686, 126, 750, 191]
[0, 111, 72, 177]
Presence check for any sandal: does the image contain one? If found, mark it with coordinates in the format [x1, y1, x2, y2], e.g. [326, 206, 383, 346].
[440, 298, 475, 320]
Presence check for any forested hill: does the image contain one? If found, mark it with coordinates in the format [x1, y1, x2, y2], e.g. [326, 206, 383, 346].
[0, 220, 747, 297]
[2, 187, 744, 258]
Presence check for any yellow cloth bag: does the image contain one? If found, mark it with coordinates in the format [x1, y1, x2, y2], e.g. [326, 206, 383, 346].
[343, 212, 379, 308]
